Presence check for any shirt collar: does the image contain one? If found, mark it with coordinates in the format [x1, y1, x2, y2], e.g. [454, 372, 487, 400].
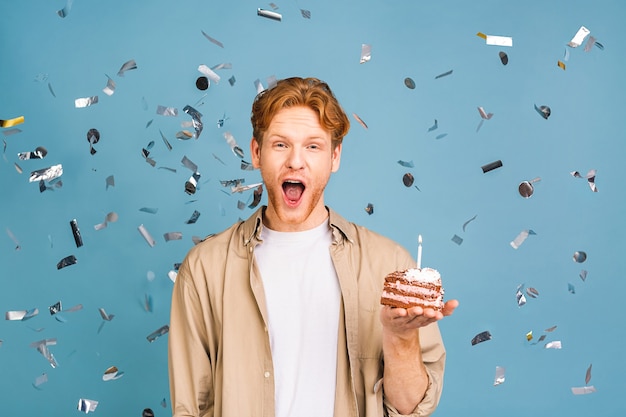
[242, 206, 355, 247]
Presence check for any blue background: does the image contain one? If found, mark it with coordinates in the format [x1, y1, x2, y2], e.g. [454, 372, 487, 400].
[1, 0, 625, 415]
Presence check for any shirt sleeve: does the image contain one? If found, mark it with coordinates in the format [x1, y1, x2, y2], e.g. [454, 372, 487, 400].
[383, 322, 446, 417]
[168, 262, 215, 417]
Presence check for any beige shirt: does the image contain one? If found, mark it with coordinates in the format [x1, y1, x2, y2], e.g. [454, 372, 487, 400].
[168, 207, 446, 417]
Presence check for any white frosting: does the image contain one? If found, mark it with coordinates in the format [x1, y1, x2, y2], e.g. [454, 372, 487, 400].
[403, 267, 440, 283]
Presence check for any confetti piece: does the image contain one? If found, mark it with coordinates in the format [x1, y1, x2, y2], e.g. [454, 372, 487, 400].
[230, 182, 262, 194]
[462, 215, 477, 232]
[98, 308, 115, 321]
[477, 32, 512, 46]
[198, 64, 220, 84]
[471, 331, 492, 345]
[257, 8, 282, 21]
[571, 169, 598, 192]
[567, 26, 590, 48]
[181, 155, 199, 173]
[300, 9, 311, 19]
[580, 270, 588, 281]
[147, 324, 169, 342]
[499, 51, 508, 65]
[1, 115, 25, 128]
[526, 287, 539, 298]
[103, 366, 124, 381]
[568, 283, 576, 294]
[526, 330, 533, 341]
[397, 160, 414, 168]
[102, 75, 116, 96]
[573, 251, 587, 263]
[585, 364, 592, 385]
[138, 224, 156, 247]
[185, 210, 201, 224]
[510, 229, 536, 249]
[183, 105, 204, 139]
[557, 60, 566, 70]
[75, 96, 98, 108]
[545, 341, 562, 349]
[17, 146, 47, 161]
[48, 83, 56, 97]
[69, 219, 83, 247]
[434, 69, 453, 79]
[516, 285, 526, 307]
[201, 30, 224, 48]
[477, 106, 493, 120]
[352, 113, 368, 130]
[77, 398, 99, 413]
[94, 212, 119, 231]
[223, 132, 244, 158]
[31, 338, 58, 368]
[3, 128, 21, 136]
[365, 203, 374, 215]
[159, 130, 173, 151]
[402, 173, 414, 187]
[6, 309, 37, 321]
[57, 0, 73, 18]
[494, 366, 505, 386]
[185, 172, 201, 195]
[117, 59, 137, 76]
[57, 255, 77, 270]
[451, 235, 463, 245]
[139, 207, 158, 214]
[518, 177, 541, 198]
[534, 104, 551, 119]
[359, 44, 372, 64]
[144, 408, 156, 417]
[571, 386, 596, 395]
[156, 105, 178, 116]
[427, 119, 438, 132]
[435, 133, 447, 140]
[404, 77, 416, 89]
[33, 373, 48, 388]
[164, 232, 183, 242]
[481, 160, 502, 173]
[6, 228, 20, 250]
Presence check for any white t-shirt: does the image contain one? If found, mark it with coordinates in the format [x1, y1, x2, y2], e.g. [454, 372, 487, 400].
[255, 221, 341, 417]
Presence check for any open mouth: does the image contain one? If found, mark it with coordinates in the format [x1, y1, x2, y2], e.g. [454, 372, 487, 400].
[282, 180, 305, 205]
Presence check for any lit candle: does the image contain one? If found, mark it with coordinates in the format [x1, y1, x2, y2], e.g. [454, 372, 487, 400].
[417, 234, 423, 269]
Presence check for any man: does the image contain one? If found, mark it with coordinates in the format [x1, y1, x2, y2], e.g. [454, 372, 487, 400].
[168, 77, 458, 417]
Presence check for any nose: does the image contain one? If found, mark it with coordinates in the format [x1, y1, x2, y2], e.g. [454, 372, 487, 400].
[286, 147, 304, 170]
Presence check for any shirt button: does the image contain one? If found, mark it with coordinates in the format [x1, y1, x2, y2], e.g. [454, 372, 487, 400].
[264, 371, 270, 378]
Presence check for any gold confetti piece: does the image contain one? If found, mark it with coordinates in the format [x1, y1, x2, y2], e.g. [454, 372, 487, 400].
[476, 32, 487, 40]
[568, 26, 590, 48]
[526, 330, 533, 341]
[1, 115, 25, 128]
[359, 44, 372, 64]
[494, 366, 505, 386]
[352, 113, 368, 129]
[557, 60, 566, 70]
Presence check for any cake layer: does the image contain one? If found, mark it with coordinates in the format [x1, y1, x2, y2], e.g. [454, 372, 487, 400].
[380, 267, 444, 311]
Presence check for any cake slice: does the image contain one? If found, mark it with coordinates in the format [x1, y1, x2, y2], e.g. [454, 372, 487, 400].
[380, 267, 444, 311]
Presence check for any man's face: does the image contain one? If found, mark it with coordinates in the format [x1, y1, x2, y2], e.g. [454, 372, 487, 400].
[250, 106, 342, 232]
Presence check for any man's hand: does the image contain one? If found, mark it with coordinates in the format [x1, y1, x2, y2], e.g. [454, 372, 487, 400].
[380, 299, 459, 338]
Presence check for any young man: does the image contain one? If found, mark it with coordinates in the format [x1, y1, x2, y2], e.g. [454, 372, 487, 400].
[168, 77, 458, 417]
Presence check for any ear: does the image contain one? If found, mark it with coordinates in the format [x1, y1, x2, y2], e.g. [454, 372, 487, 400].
[250, 137, 261, 169]
[331, 142, 342, 173]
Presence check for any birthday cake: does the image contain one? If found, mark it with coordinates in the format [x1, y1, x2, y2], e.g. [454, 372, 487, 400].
[380, 267, 444, 311]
